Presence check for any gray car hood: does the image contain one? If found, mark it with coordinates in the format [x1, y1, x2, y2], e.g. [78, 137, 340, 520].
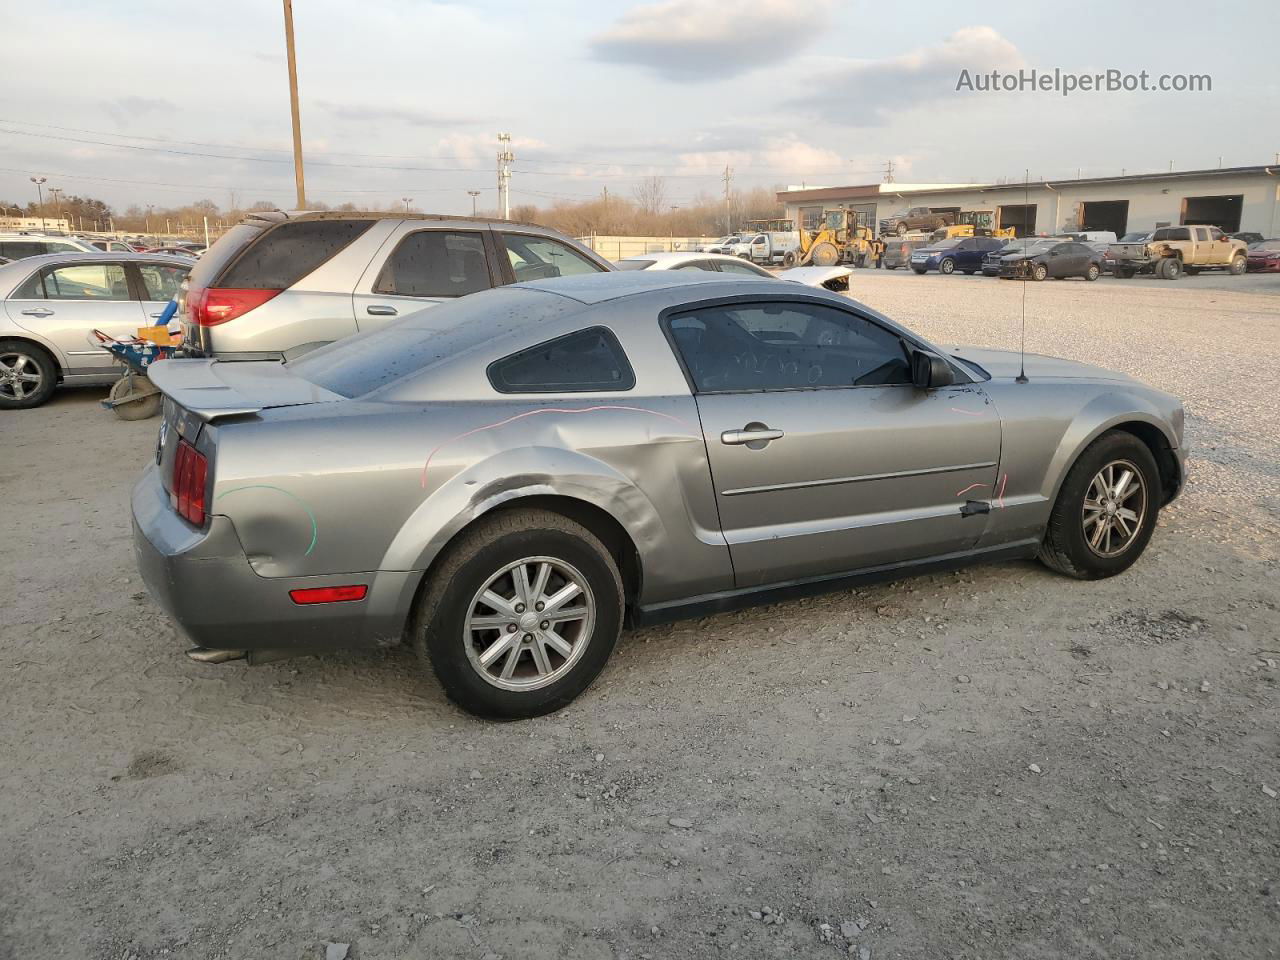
[949, 347, 1135, 382]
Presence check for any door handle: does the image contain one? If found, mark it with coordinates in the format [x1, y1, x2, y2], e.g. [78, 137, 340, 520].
[721, 426, 784, 445]
[21, 308, 54, 317]
[149, 312, 166, 319]
[366, 304, 398, 316]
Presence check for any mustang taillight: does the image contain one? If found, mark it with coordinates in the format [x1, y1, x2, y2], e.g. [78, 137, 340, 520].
[289, 585, 368, 605]
[189, 287, 281, 327]
[170, 439, 208, 527]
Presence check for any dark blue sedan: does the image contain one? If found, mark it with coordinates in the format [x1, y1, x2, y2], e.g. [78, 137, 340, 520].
[910, 236, 1007, 275]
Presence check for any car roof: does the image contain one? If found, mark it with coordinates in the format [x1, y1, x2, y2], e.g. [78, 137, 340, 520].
[516, 269, 813, 305]
[0, 252, 195, 284]
[620, 252, 753, 265]
[244, 208, 576, 235]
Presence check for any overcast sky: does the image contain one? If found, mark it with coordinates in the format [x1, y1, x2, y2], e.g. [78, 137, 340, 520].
[2, 0, 1275, 216]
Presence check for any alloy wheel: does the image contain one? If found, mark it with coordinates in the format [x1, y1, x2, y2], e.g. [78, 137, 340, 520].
[0, 351, 43, 401]
[463, 556, 596, 691]
[1082, 459, 1147, 558]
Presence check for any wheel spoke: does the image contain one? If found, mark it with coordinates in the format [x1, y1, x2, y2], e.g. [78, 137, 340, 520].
[478, 632, 517, 667]
[1089, 517, 1108, 548]
[499, 642, 522, 679]
[16, 372, 40, 383]
[1116, 507, 1139, 523]
[480, 589, 517, 618]
[542, 581, 581, 614]
[529, 637, 552, 675]
[11, 381, 25, 399]
[1113, 513, 1132, 538]
[530, 562, 552, 602]
[468, 614, 510, 630]
[546, 604, 588, 623]
[541, 628, 573, 658]
[12, 356, 28, 372]
[1112, 469, 1134, 501]
[513, 563, 534, 604]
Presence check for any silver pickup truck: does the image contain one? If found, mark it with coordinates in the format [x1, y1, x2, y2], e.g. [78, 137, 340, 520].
[1110, 225, 1248, 279]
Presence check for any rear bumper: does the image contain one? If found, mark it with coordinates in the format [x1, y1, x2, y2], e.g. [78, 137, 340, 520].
[132, 464, 418, 654]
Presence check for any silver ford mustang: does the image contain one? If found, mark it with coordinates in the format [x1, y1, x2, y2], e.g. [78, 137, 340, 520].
[133, 272, 1185, 718]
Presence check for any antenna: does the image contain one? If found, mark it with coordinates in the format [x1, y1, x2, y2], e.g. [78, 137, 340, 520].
[1016, 168, 1029, 384]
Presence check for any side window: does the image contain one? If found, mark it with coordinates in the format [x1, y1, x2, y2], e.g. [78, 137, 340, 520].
[673, 261, 717, 271]
[1194, 227, 1210, 241]
[715, 259, 770, 278]
[373, 230, 490, 298]
[50, 242, 85, 254]
[488, 327, 635, 394]
[138, 263, 190, 301]
[500, 234, 602, 282]
[1209, 226, 1225, 240]
[667, 302, 911, 393]
[43, 263, 130, 301]
[1151, 228, 1169, 242]
[1170, 227, 1192, 241]
[0, 241, 45, 259]
[11, 270, 46, 299]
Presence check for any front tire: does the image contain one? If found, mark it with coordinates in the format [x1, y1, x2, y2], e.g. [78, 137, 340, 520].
[1032, 263, 1048, 281]
[1228, 254, 1246, 276]
[412, 509, 623, 719]
[0, 340, 57, 409]
[939, 257, 956, 275]
[1038, 431, 1160, 580]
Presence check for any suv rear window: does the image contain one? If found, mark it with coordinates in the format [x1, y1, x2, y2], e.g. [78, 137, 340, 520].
[218, 219, 374, 289]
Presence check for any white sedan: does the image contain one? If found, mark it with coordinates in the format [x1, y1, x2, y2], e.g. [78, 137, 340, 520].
[615, 252, 852, 291]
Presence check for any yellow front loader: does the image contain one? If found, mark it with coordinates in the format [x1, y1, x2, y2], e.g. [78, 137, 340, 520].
[784, 208, 876, 267]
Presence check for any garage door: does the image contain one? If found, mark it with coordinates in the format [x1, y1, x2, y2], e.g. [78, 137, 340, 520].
[997, 204, 1037, 237]
[1079, 200, 1129, 236]
[1181, 195, 1243, 233]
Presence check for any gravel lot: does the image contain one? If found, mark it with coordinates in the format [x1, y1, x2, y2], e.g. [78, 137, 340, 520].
[3, 271, 1278, 960]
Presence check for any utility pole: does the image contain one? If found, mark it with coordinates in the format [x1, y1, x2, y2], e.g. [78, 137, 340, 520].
[282, 0, 307, 210]
[722, 165, 733, 235]
[496, 133, 513, 220]
[883, 159, 895, 184]
[48, 187, 63, 231]
[467, 190, 480, 217]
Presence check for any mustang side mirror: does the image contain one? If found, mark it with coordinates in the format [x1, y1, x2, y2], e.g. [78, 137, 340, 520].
[911, 350, 955, 389]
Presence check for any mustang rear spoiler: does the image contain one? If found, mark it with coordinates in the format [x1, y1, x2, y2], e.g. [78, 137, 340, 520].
[146, 358, 344, 421]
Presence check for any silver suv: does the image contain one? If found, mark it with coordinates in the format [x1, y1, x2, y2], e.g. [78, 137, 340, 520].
[180, 211, 614, 360]
[0, 233, 97, 260]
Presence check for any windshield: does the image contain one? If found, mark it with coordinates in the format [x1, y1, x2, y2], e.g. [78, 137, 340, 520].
[1249, 239, 1280, 251]
[931, 239, 962, 250]
[615, 259, 653, 270]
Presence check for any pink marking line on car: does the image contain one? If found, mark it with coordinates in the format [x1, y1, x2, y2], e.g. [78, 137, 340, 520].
[995, 473, 1009, 508]
[420, 405, 696, 488]
[954, 482, 988, 498]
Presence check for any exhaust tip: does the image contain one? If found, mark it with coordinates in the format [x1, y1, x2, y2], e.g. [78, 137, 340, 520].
[185, 647, 247, 664]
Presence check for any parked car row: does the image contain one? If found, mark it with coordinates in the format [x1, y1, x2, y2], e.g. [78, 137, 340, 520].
[903, 235, 1104, 281]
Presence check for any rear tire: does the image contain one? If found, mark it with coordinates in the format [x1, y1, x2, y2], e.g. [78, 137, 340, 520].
[1085, 263, 1100, 281]
[411, 509, 624, 719]
[1038, 431, 1160, 580]
[782, 250, 797, 268]
[0, 339, 57, 410]
[912, 267, 927, 275]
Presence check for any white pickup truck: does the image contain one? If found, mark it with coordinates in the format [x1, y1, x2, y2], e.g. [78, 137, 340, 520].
[1110, 225, 1248, 279]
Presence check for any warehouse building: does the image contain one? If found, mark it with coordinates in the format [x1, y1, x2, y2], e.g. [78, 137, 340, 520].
[778, 165, 1280, 238]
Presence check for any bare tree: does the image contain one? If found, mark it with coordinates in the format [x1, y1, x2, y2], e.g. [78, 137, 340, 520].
[632, 175, 667, 216]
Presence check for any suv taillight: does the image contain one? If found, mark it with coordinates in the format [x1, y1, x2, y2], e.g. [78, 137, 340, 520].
[170, 439, 208, 527]
[189, 287, 281, 327]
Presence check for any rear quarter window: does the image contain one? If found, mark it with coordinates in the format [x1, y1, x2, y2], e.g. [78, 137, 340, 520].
[217, 219, 374, 289]
[488, 327, 635, 394]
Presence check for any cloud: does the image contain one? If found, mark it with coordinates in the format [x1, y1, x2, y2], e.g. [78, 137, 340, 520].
[590, 0, 833, 81]
[316, 101, 477, 128]
[790, 27, 1025, 125]
[102, 96, 179, 126]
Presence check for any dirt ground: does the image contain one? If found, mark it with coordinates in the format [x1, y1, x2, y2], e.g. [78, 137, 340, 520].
[2, 270, 1278, 960]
